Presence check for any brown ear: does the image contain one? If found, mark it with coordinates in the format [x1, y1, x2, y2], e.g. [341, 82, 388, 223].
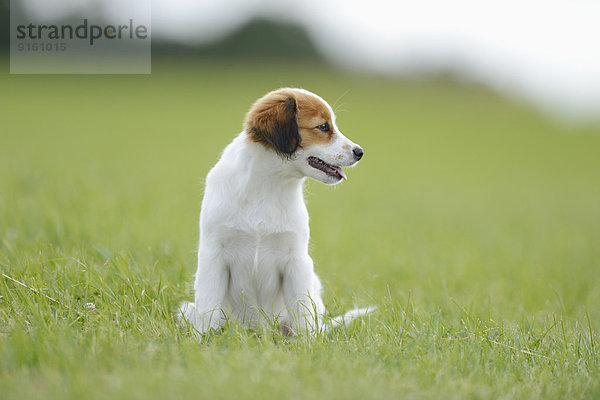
[244, 95, 301, 157]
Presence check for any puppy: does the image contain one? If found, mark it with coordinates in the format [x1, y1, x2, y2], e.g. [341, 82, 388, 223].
[180, 88, 371, 336]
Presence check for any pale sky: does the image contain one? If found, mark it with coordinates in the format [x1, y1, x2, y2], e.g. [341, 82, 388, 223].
[21, 0, 600, 119]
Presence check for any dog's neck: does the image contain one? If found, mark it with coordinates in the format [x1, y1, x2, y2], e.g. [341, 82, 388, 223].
[241, 137, 306, 198]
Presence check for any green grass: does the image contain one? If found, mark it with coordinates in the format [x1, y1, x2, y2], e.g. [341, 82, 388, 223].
[1, 59, 599, 399]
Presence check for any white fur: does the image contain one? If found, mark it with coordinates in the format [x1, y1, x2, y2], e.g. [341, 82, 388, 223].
[179, 89, 372, 337]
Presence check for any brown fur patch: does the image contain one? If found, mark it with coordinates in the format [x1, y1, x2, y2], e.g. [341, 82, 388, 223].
[244, 89, 300, 156]
[295, 92, 334, 148]
[244, 88, 334, 154]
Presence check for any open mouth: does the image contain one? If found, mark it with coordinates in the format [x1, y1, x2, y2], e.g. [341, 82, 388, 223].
[307, 156, 347, 181]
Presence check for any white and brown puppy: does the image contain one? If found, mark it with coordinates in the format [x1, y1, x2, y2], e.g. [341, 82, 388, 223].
[180, 88, 371, 336]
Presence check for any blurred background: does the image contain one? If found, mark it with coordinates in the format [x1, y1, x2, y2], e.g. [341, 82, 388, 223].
[3, 0, 600, 119]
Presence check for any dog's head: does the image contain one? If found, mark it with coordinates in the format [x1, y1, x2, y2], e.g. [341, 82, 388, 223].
[244, 88, 363, 185]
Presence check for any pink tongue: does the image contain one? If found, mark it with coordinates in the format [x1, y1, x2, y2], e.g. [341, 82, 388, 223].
[334, 166, 347, 180]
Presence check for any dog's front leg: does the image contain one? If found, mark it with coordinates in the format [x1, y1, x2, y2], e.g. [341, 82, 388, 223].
[180, 247, 229, 336]
[282, 256, 325, 335]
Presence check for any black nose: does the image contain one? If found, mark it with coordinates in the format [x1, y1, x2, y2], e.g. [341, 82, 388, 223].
[353, 146, 364, 160]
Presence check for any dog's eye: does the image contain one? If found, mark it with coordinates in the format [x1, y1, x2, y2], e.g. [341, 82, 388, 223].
[316, 122, 330, 132]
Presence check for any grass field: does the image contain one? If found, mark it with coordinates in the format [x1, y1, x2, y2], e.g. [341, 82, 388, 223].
[1, 59, 599, 399]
